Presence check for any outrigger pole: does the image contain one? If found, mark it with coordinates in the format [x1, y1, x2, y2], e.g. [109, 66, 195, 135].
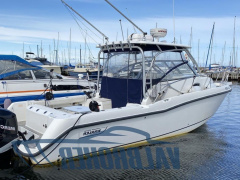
[104, 0, 147, 36]
[61, 0, 109, 41]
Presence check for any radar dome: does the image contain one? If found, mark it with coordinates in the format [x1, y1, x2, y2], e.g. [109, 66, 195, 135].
[150, 28, 167, 42]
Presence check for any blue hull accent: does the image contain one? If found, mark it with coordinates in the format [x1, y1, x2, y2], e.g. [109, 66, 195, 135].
[0, 92, 84, 107]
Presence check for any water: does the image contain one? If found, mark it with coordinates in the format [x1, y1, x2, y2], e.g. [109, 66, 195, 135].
[1, 83, 240, 180]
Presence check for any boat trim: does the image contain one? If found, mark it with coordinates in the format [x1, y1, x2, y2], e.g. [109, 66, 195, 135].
[74, 89, 231, 128]
[0, 89, 47, 94]
[0, 92, 85, 106]
[16, 88, 231, 158]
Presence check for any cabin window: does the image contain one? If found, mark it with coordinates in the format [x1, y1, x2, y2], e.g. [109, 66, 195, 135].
[1, 70, 33, 80]
[103, 50, 195, 83]
[0, 59, 38, 80]
[103, 51, 143, 79]
[145, 51, 195, 81]
[0, 60, 34, 75]
[32, 69, 61, 79]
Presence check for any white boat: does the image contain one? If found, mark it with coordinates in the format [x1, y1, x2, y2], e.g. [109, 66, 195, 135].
[68, 61, 103, 80]
[0, 55, 94, 107]
[25, 52, 63, 74]
[3, 29, 231, 165]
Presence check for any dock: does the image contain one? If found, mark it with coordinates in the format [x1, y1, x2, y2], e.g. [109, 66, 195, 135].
[199, 68, 240, 81]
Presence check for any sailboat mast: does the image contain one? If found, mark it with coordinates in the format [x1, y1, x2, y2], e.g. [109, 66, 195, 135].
[80, 44, 82, 65]
[53, 39, 56, 64]
[41, 40, 43, 58]
[205, 22, 215, 68]
[56, 32, 59, 65]
[173, 0, 175, 43]
[236, 46, 238, 67]
[233, 16, 236, 67]
[75, 47, 76, 65]
[22, 42, 25, 58]
[222, 41, 226, 65]
[69, 28, 71, 65]
[198, 39, 200, 66]
[37, 45, 39, 57]
[63, 49, 66, 65]
[210, 29, 214, 65]
[49, 45, 51, 63]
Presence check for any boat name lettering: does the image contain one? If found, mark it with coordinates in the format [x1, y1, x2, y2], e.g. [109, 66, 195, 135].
[0, 125, 15, 131]
[83, 128, 101, 136]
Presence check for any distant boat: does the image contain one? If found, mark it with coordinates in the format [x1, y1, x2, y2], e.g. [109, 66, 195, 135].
[209, 63, 221, 70]
[68, 61, 103, 80]
[0, 55, 93, 107]
[25, 52, 62, 74]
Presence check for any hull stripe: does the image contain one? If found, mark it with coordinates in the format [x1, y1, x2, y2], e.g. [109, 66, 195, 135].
[0, 89, 48, 94]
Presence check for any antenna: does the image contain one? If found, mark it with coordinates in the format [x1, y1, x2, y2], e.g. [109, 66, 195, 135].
[105, 0, 147, 36]
[189, 27, 192, 53]
[61, 0, 109, 41]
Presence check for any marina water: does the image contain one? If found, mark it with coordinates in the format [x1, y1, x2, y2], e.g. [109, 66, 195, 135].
[0, 82, 239, 179]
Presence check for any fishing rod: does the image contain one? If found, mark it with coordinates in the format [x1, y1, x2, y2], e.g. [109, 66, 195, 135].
[61, 0, 109, 41]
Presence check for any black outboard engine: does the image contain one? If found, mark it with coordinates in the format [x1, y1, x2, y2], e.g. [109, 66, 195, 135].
[0, 109, 18, 149]
[0, 109, 18, 168]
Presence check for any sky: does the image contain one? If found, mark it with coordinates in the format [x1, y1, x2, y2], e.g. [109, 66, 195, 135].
[1, 0, 240, 66]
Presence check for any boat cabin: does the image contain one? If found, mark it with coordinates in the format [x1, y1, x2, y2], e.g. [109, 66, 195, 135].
[0, 55, 62, 80]
[97, 35, 200, 108]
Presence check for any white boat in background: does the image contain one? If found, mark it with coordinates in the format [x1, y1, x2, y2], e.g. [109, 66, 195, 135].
[68, 61, 103, 80]
[25, 52, 62, 74]
[0, 55, 94, 107]
[3, 27, 231, 165]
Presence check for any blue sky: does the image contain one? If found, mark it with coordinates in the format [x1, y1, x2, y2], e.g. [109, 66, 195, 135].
[1, 0, 240, 66]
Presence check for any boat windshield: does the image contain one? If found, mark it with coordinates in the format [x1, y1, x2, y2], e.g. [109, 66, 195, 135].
[0, 58, 40, 80]
[30, 61, 44, 66]
[103, 50, 195, 81]
[32, 69, 62, 79]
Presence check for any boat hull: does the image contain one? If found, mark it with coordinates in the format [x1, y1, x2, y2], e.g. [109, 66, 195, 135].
[15, 86, 230, 165]
[0, 79, 91, 106]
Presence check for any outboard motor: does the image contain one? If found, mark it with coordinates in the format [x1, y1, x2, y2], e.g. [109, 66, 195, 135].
[0, 109, 18, 168]
[0, 109, 18, 154]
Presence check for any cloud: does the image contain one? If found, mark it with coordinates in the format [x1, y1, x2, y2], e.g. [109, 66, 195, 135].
[0, 14, 238, 66]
